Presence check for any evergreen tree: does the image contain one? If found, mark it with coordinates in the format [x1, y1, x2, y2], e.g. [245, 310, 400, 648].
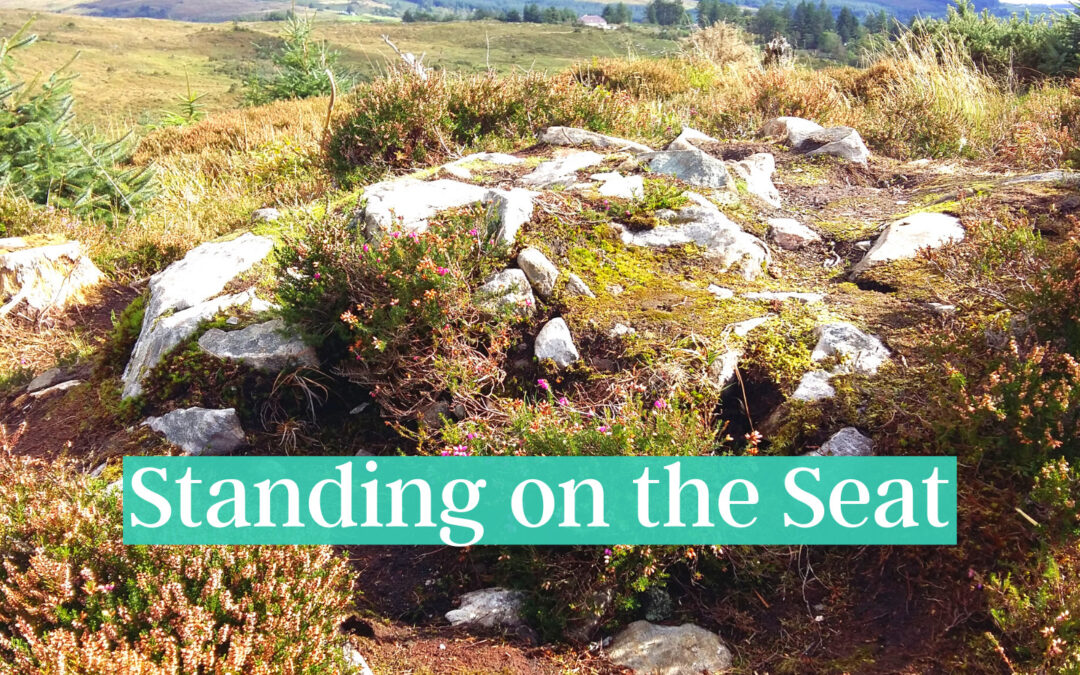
[645, 0, 685, 25]
[602, 2, 632, 24]
[0, 20, 155, 218]
[245, 14, 348, 105]
[523, 4, 542, 22]
[836, 6, 857, 42]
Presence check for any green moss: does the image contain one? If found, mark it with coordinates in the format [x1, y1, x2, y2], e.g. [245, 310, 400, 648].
[95, 293, 148, 380]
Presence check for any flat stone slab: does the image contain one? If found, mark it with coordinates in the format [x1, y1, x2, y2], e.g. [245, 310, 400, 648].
[198, 318, 318, 371]
[442, 152, 524, 179]
[519, 151, 605, 188]
[360, 178, 490, 236]
[539, 126, 652, 154]
[744, 291, 824, 304]
[667, 126, 718, 151]
[851, 212, 964, 278]
[811, 322, 890, 375]
[591, 172, 645, 199]
[143, 407, 245, 456]
[0, 240, 103, 316]
[768, 218, 821, 250]
[607, 621, 733, 675]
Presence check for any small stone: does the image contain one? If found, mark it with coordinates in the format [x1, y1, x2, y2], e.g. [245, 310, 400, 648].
[27, 367, 61, 393]
[590, 172, 645, 200]
[445, 588, 525, 630]
[729, 153, 781, 207]
[29, 379, 83, 399]
[807, 427, 874, 457]
[707, 284, 734, 299]
[854, 240, 872, 252]
[609, 323, 636, 338]
[486, 188, 537, 246]
[565, 273, 596, 298]
[142, 407, 245, 456]
[728, 316, 770, 337]
[927, 302, 956, 316]
[342, 643, 375, 675]
[666, 127, 718, 151]
[251, 207, 281, 223]
[607, 621, 733, 675]
[709, 347, 742, 387]
[607, 284, 624, 296]
[768, 218, 821, 250]
[534, 317, 579, 368]
[475, 269, 536, 316]
[792, 369, 836, 402]
[811, 322, 890, 375]
[0, 240, 103, 316]
[517, 247, 560, 299]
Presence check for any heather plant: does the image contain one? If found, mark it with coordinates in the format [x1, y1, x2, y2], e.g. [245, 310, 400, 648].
[0, 451, 355, 673]
[277, 206, 514, 419]
[326, 69, 668, 183]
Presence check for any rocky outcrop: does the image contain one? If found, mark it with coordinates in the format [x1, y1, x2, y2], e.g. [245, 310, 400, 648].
[198, 318, 317, 371]
[618, 193, 770, 280]
[143, 407, 246, 456]
[642, 149, 732, 189]
[121, 233, 275, 399]
[360, 179, 489, 236]
[475, 269, 536, 316]
[761, 117, 871, 164]
[850, 212, 964, 278]
[517, 247, 559, 299]
[744, 291, 824, 304]
[808, 427, 874, 457]
[768, 218, 821, 250]
[539, 126, 652, 154]
[486, 187, 538, 246]
[251, 207, 281, 223]
[520, 151, 605, 188]
[0, 238, 103, 316]
[534, 317, 579, 368]
[445, 588, 525, 630]
[442, 152, 524, 179]
[607, 621, 733, 674]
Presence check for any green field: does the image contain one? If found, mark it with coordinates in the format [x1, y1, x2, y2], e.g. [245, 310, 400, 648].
[2, 10, 680, 125]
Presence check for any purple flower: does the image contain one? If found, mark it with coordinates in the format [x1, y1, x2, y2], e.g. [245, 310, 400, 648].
[466, 432, 478, 440]
[436, 267, 449, 276]
[313, 272, 321, 280]
[537, 378, 550, 391]
[653, 399, 668, 410]
[557, 396, 569, 406]
[597, 425, 611, 434]
[362, 243, 370, 252]
[468, 228, 479, 236]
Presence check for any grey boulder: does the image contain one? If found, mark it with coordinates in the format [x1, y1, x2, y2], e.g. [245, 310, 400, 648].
[761, 117, 870, 164]
[198, 318, 318, 371]
[0, 239, 103, 316]
[642, 149, 731, 189]
[607, 621, 733, 674]
[534, 317, 579, 368]
[591, 172, 645, 199]
[445, 587, 525, 630]
[729, 153, 781, 207]
[520, 151, 605, 188]
[565, 273, 596, 298]
[475, 269, 536, 316]
[517, 247, 560, 299]
[143, 407, 246, 456]
[666, 127, 718, 151]
[768, 218, 821, 250]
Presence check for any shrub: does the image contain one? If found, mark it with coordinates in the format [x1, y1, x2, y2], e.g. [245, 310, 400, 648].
[682, 22, 758, 71]
[325, 69, 665, 183]
[0, 451, 354, 673]
[277, 207, 514, 419]
[244, 13, 349, 106]
[572, 58, 715, 98]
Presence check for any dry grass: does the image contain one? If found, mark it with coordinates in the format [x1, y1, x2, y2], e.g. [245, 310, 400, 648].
[682, 21, 758, 70]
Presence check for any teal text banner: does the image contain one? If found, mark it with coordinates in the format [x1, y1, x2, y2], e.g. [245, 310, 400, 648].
[123, 456, 957, 546]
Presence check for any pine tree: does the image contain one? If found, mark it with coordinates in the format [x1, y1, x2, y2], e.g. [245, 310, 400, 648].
[0, 20, 155, 219]
[244, 13, 348, 105]
[836, 6, 857, 42]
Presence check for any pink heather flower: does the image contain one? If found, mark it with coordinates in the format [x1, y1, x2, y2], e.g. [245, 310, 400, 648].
[440, 449, 452, 456]
[436, 267, 449, 276]
[468, 228, 479, 236]
[391, 231, 401, 238]
[408, 231, 420, 240]
[653, 399, 668, 410]
[313, 272, 321, 280]
[362, 243, 370, 252]
[604, 548, 613, 556]
[597, 425, 611, 434]
[466, 432, 478, 440]
[558, 397, 569, 406]
[537, 379, 550, 391]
